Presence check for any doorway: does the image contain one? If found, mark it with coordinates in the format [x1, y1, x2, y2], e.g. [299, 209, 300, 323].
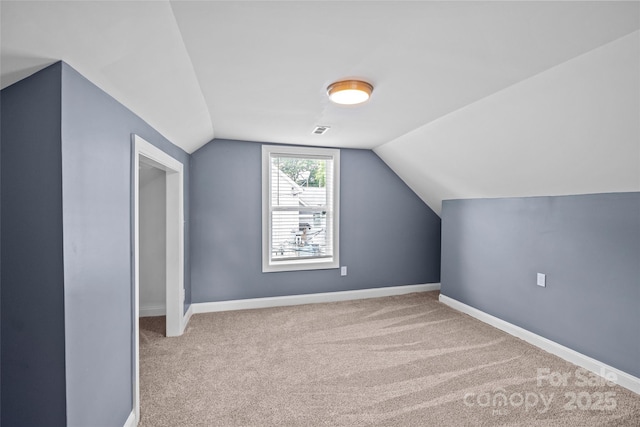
[133, 134, 186, 425]
[139, 163, 167, 317]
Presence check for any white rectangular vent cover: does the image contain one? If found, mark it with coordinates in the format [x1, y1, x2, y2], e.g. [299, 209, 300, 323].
[312, 126, 331, 135]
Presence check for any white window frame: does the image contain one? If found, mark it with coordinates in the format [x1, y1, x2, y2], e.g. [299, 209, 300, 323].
[262, 144, 340, 272]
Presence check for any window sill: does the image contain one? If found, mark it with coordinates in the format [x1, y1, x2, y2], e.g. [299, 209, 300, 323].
[262, 258, 339, 273]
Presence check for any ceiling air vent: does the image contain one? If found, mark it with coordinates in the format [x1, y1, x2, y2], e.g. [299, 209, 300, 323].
[312, 125, 331, 135]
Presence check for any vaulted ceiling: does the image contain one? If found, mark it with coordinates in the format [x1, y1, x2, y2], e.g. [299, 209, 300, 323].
[2, 1, 639, 214]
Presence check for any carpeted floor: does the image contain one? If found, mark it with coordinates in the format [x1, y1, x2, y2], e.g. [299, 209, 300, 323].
[139, 292, 640, 426]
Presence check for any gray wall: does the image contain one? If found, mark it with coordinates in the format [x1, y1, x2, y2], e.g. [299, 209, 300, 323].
[1, 63, 67, 426]
[60, 62, 191, 426]
[0, 64, 3, 427]
[190, 139, 441, 302]
[1, 61, 192, 426]
[139, 165, 167, 314]
[441, 192, 640, 378]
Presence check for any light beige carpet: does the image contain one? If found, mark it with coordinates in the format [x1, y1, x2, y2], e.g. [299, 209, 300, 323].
[139, 292, 640, 426]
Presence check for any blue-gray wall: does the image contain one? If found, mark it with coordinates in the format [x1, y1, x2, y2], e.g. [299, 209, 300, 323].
[441, 192, 640, 378]
[1, 61, 192, 427]
[60, 63, 191, 426]
[0, 69, 3, 427]
[1, 63, 67, 427]
[190, 139, 441, 302]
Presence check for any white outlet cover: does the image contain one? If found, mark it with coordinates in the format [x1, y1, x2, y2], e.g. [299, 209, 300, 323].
[537, 273, 546, 287]
[341, 266, 347, 276]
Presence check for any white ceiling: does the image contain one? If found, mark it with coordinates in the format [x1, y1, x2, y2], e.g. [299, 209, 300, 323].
[2, 1, 638, 215]
[2, 1, 638, 155]
[375, 30, 639, 214]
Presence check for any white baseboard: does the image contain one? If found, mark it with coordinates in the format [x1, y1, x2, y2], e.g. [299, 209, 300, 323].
[123, 410, 136, 427]
[192, 283, 440, 314]
[438, 294, 640, 395]
[139, 305, 165, 317]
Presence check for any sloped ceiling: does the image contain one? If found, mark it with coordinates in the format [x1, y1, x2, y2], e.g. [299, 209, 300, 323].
[2, 1, 639, 213]
[375, 31, 640, 214]
[1, 1, 213, 153]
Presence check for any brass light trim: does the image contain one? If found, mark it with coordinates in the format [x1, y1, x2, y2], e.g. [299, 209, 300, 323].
[327, 80, 373, 105]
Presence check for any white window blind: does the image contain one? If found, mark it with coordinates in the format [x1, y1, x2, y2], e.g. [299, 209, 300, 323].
[262, 145, 340, 272]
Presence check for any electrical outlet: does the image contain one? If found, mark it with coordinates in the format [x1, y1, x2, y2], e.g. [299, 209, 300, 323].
[537, 273, 546, 287]
[340, 266, 347, 276]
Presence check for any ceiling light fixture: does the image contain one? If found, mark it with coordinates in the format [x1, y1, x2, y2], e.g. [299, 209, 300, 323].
[327, 80, 373, 105]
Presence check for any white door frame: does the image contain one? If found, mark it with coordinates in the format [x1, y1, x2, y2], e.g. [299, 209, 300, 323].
[133, 134, 187, 425]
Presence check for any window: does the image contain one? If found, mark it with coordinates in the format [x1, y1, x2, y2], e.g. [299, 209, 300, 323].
[262, 145, 340, 272]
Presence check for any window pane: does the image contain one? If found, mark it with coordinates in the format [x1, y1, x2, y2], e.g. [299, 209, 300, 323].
[271, 210, 332, 260]
[271, 156, 330, 208]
